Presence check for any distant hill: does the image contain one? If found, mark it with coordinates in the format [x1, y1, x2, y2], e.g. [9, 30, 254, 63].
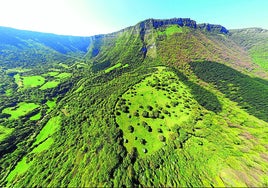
[0, 26, 90, 68]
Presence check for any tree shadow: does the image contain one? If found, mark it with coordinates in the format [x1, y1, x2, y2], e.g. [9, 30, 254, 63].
[172, 68, 222, 113]
[189, 61, 268, 122]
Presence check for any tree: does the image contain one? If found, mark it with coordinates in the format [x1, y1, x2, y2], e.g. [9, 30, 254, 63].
[142, 111, 149, 118]
[159, 135, 166, 142]
[122, 105, 129, 113]
[128, 125, 134, 133]
[140, 138, 146, 145]
[133, 111, 139, 117]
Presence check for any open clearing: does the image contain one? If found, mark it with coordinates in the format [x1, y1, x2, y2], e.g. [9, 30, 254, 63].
[2, 102, 39, 119]
[115, 67, 199, 157]
[23, 75, 45, 88]
[40, 81, 60, 90]
[0, 125, 14, 142]
[34, 116, 61, 145]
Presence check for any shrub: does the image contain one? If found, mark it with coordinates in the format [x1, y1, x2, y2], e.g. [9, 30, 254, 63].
[140, 138, 146, 145]
[142, 111, 149, 118]
[152, 110, 160, 118]
[171, 101, 179, 107]
[128, 125, 134, 133]
[145, 125, 152, 132]
[133, 111, 139, 117]
[157, 128, 163, 133]
[159, 135, 166, 142]
[142, 121, 147, 127]
[147, 105, 153, 111]
[122, 105, 129, 113]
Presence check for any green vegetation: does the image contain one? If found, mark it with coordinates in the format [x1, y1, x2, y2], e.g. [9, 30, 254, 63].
[29, 112, 41, 121]
[34, 116, 61, 145]
[23, 75, 45, 88]
[40, 81, 60, 90]
[105, 63, 122, 73]
[250, 45, 268, 71]
[116, 67, 198, 156]
[55, 72, 72, 79]
[0, 20, 268, 187]
[46, 99, 56, 112]
[0, 125, 14, 142]
[44, 71, 59, 76]
[6, 157, 33, 183]
[2, 102, 39, 119]
[190, 61, 268, 121]
[31, 137, 54, 153]
[157, 25, 185, 36]
[14, 74, 22, 87]
[5, 89, 12, 96]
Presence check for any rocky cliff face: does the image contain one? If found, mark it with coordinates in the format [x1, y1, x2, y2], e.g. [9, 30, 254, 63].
[197, 23, 229, 34]
[136, 18, 228, 34]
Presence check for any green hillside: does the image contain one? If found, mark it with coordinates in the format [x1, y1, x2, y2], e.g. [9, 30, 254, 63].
[230, 28, 268, 74]
[0, 18, 268, 187]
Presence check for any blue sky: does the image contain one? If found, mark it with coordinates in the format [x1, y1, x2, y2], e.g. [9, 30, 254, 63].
[0, 0, 267, 36]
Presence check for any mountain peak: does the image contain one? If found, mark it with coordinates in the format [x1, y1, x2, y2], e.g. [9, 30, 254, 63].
[136, 18, 228, 34]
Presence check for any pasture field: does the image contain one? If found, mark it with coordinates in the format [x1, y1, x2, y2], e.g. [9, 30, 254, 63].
[2, 102, 39, 119]
[0, 125, 14, 142]
[115, 67, 199, 156]
[40, 81, 60, 90]
[34, 116, 61, 145]
[23, 75, 45, 88]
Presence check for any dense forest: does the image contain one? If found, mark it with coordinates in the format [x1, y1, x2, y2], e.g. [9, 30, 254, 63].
[0, 19, 268, 187]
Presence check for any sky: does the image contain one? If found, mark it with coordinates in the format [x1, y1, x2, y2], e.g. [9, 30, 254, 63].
[0, 0, 267, 36]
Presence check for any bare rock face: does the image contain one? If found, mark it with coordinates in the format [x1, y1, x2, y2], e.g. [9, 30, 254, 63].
[197, 23, 229, 34]
[135, 18, 228, 34]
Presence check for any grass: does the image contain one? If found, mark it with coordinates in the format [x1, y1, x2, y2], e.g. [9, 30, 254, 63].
[40, 81, 60, 90]
[55, 72, 72, 79]
[43, 71, 59, 77]
[157, 25, 185, 36]
[6, 116, 61, 184]
[249, 44, 268, 71]
[6, 67, 31, 74]
[30, 112, 41, 121]
[6, 157, 33, 184]
[2, 102, 39, 119]
[23, 75, 45, 88]
[0, 125, 14, 142]
[46, 98, 56, 112]
[105, 63, 122, 73]
[31, 137, 54, 153]
[115, 67, 198, 157]
[5, 89, 12, 96]
[34, 116, 61, 146]
[74, 85, 84, 93]
[14, 74, 22, 87]
[59, 63, 69, 68]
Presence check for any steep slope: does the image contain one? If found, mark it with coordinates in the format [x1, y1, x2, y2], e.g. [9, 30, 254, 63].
[0, 18, 268, 187]
[230, 28, 268, 73]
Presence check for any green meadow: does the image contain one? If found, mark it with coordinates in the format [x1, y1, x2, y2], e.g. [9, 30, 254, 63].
[34, 116, 61, 145]
[40, 81, 60, 90]
[23, 75, 45, 88]
[2, 102, 39, 119]
[116, 67, 198, 156]
[0, 125, 14, 142]
[6, 116, 61, 184]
